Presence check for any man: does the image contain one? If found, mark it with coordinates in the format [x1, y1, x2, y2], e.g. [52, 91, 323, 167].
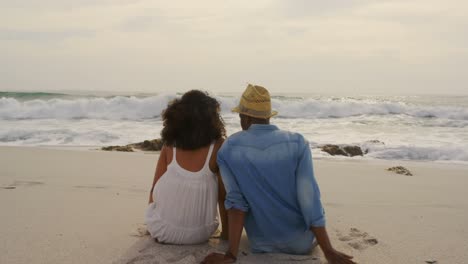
[203, 84, 355, 264]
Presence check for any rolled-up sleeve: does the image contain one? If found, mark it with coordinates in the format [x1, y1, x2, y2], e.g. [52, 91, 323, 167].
[296, 140, 325, 227]
[218, 149, 249, 212]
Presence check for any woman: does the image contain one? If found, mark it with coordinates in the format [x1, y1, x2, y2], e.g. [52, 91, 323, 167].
[145, 90, 228, 244]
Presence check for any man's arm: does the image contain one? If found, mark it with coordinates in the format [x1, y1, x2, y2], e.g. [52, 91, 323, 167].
[296, 140, 355, 264]
[226, 209, 245, 257]
[203, 149, 249, 263]
[311, 226, 355, 264]
[202, 209, 244, 264]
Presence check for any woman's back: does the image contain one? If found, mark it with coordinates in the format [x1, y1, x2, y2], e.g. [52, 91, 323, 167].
[145, 142, 219, 244]
[145, 90, 227, 244]
[166, 143, 218, 173]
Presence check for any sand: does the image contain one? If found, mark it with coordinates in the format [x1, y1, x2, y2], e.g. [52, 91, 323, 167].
[1, 146, 467, 264]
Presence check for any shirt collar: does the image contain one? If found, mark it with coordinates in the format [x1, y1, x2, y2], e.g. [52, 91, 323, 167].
[248, 124, 279, 131]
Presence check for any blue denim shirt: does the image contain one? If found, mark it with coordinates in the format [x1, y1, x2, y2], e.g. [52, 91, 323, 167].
[218, 124, 325, 253]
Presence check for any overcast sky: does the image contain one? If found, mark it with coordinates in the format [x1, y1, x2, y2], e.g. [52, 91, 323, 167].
[1, 0, 467, 95]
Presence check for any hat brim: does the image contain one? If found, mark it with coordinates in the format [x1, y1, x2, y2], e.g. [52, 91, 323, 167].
[232, 107, 278, 119]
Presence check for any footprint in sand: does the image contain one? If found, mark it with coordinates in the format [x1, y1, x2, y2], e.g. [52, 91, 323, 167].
[337, 228, 378, 250]
[73, 185, 108, 189]
[14, 180, 44, 186]
[127, 187, 147, 193]
[130, 224, 150, 237]
[210, 229, 222, 239]
[14, 180, 44, 187]
[125, 254, 154, 264]
[2, 180, 44, 189]
[166, 250, 197, 263]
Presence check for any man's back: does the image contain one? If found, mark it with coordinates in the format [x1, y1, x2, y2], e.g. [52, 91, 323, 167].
[203, 84, 354, 263]
[218, 124, 325, 253]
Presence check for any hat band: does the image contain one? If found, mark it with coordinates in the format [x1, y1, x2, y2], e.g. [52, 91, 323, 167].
[242, 94, 271, 103]
[237, 104, 274, 118]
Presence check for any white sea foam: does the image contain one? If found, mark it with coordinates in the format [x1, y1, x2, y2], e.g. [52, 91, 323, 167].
[1, 93, 467, 163]
[271, 98, 468, 120]
[360, 141, 468, 162]
[0, 128, 120, 145]
[1, 94, 468, 120]
[0, 94, 176, 120]
[310, 141, 468, 162]
[367, 145, 468, 162]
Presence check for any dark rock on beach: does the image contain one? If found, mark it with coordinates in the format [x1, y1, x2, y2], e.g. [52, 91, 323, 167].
[101, 145, 134, 152]
[129, 139, 163, 151]
[321, 144, 364, 157]
[366, 140, 385, 145]
[387, 166, 413, 176]
[343, 146, 364, 156]
[101, 138, 163, 152]
[321, 145, 348, 156]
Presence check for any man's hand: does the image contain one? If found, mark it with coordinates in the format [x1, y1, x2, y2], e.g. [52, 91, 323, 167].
[201, 253, 236, 264]
[203, 209, 244, 263]
[323, 248, 356, 264]
[310, 226, 355, 264]
[220, 230, 229, 240]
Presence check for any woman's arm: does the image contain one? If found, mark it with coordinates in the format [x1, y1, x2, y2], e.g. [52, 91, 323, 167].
[213, 138, 228, 239]
[217, 172, 229, 240]
[148, 146, 168, 204]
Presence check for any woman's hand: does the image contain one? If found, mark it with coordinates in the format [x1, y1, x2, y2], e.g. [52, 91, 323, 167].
[148, 188, 154, 204]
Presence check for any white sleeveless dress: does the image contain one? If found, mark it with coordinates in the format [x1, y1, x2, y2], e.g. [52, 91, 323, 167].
[145, 143, 219, 244]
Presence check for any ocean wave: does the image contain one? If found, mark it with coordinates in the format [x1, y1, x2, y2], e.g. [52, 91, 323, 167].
[312, 141, 468, 162]
[0, 94, 177, 120]
[356, 140, 468, 162]
[1, 94, 468, 121]
[2, 125, 467, 163]
[0, 91, 72, 100]
[366, 144, 468, 162]
[0, 128, 120, 145]
[272, 98, 468, 120]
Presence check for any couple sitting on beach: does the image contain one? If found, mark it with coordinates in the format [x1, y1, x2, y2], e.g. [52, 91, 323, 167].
[145, 85, 355, 264]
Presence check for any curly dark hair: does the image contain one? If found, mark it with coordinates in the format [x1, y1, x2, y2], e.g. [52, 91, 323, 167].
[161, 90, 226, 150]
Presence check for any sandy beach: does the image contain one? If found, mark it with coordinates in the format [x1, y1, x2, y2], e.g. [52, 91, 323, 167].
[1, 146, 467, 264]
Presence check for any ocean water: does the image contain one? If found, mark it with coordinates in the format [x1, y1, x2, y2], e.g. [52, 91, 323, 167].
[1, 91, 468, 164]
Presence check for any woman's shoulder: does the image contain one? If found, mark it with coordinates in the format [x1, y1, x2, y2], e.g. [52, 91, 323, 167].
[161, 144, 174, 164]
[213, 138, 225, 152]
[209, 138, 225, 172]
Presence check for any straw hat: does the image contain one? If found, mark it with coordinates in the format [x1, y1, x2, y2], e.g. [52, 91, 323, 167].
[232, 84, 278, 119]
